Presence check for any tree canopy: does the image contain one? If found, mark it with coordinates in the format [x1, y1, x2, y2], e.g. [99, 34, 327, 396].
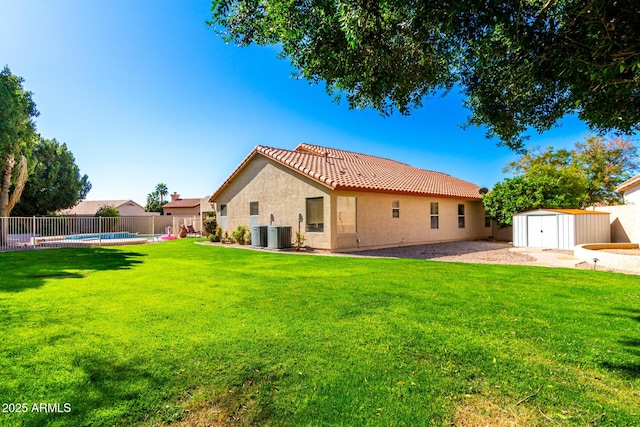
[483, 136, 638, 227]
[483, 167, 589, 227]
[11, 138, 92, 216]
[210, 0, 640, 150]
[0, 66, 39, 217]
[94, 205, 120, 218]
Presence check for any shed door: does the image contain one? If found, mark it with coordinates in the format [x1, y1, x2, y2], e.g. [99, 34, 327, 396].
[527, 215, 558, 249]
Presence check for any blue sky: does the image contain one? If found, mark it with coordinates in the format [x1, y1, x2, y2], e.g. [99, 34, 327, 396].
[1, 0, 594, 205]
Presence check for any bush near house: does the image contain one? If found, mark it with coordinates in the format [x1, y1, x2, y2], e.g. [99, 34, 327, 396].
[203, 218, 218, 238]
[232, 225, 251, 245]
[94, 205, 120, 217]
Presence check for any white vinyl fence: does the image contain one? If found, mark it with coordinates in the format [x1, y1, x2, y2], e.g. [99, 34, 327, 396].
[0, 216, 162, 251]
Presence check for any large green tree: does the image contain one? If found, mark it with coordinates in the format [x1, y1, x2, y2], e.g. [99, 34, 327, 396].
[0, 66, 39, 217]
[505, 136, 638, 206]
[210, 0, 640, 150]
[483, 166, 589, 227]
[11, 138, 92, 216]
[484, 136, 638, 227]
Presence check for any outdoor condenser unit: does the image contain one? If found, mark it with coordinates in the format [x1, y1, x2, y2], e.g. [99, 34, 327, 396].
[251, 225, 268, 247]
[267, 226, 292, 249]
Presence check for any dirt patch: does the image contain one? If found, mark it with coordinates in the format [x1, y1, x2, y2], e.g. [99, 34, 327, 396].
[453, 396, 541, 427]
[157, 389, 256, 427]
[348, 240, 535, 265]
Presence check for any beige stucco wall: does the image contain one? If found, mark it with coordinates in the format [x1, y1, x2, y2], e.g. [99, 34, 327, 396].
[117, 202, 147, 216]
[593, 204, 639, 243]
[213, 156, 332, 249]
[213, 155, 492, 250]
[331, 191, 492, 251]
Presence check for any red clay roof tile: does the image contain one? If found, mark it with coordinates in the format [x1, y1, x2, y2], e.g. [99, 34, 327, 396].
[163, 198, 201, 208]
[211, 144, 484, 201]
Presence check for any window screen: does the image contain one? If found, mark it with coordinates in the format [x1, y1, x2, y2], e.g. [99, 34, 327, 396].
[306, 197, 324, 232]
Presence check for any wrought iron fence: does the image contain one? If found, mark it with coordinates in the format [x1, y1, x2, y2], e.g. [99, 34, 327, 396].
[0, 216, 160, 251]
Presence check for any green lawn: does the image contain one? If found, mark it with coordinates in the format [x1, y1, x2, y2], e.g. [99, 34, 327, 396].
[0, 239, 639, 426]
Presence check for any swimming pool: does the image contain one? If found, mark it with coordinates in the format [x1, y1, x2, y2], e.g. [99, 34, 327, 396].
[65, 232, 139, 241]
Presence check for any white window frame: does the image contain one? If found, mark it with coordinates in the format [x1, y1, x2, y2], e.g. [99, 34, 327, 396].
[392, 200, 400, 218]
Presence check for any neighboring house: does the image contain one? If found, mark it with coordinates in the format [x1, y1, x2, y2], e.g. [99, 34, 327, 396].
[616, 173, 640, 204]
[593, 173, 640, 243]
[209, 143, 492, 251]
[59, 200, 149, 216]
[162, 193, 215, 217]
[162, 196, 213, 216]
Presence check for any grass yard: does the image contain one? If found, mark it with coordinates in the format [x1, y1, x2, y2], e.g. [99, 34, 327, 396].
[0, 239, 639, 426]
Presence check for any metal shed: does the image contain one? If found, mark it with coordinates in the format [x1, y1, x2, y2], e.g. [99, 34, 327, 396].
[513, 209, 610, 250]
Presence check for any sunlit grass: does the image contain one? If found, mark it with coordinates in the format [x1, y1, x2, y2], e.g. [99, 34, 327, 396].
[0, 239, 638, 426]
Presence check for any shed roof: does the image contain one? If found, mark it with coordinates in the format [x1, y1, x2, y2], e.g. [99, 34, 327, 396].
[210, 143, 484, 201]
[516, 208, 609, 216]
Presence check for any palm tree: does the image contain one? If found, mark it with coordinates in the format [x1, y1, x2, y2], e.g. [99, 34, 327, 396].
[155, 183, 168, 203]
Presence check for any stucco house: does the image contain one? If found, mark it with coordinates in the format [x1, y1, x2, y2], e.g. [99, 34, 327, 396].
[593, 173, 640, 243]
[209, 143, 492, 251]
[616, 173, 640, 205]
[59, 200, 150, 216]
[162, 193, 206, 216]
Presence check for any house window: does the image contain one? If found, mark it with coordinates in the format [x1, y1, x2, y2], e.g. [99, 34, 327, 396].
[392, 200, 400, 218]
[337, 197, 357, 233]
[220, 204, 228, 229]
[430, 202, 439, 229]
[458, 204, 465, 228]
[306, 197, 324, 232]
[249, 202, 259, 226]
[485, 211, 491, 228]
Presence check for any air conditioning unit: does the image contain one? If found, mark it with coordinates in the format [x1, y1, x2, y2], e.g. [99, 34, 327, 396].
[268, 226, 292, 249]
[251, 225, 268, 247]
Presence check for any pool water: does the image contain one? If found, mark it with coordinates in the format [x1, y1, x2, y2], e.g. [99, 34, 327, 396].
[65, 232, 139, 241]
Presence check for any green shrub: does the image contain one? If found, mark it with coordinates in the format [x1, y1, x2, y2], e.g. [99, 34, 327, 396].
[203, 218, 218, 237]
[232, 225, 250, 245]
[94, 205, 120, 217]
[206, 226, 223, 243]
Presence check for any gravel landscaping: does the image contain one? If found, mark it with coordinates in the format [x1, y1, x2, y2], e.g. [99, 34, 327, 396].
[348, 240, 535, 264]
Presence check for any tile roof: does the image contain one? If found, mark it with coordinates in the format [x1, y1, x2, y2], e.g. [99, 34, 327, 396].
[615, 173, 640, 193]
[163, 198, 201, 208]
[211, 143, 485, 201]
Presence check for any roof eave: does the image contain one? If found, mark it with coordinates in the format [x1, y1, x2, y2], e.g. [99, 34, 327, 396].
[333, 184, 482, 200]
[209, 146, 336, 203]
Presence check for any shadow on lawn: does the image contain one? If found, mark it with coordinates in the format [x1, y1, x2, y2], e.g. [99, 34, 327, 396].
[0, 247, 145, 292]
[599, 308, 640, 379]
[26, 352, 173, 426]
